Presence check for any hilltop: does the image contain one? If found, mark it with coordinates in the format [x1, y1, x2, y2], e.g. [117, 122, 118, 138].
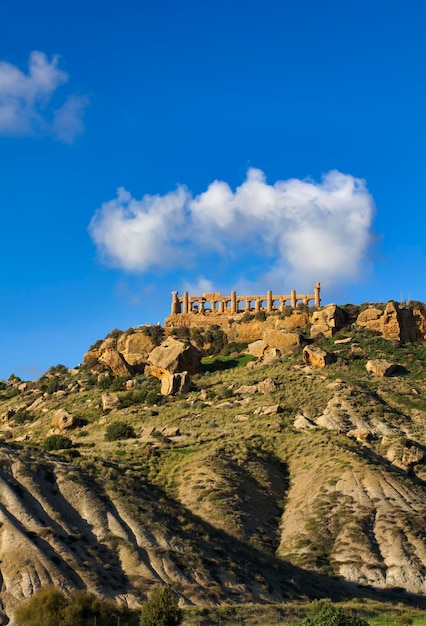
[0, 300, 425, 623]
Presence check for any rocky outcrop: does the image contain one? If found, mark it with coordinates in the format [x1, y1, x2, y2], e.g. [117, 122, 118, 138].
[386, 440, 424, 472]
[99, 348, 134, 377]
[148, 338, 202, 376]
[116, 331, 155, 369]
[356, 306, 383, 333]
[310, 304, 345, 338]
[357, 301, 426, 344]
[302, 346, 334, 368]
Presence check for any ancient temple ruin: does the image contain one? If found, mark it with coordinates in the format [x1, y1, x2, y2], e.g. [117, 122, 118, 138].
[165, 283, 321, 327]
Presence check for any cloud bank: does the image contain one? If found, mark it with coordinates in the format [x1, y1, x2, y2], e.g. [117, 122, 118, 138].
[0, 51, 88, 142]
[89, 168, 375, 290]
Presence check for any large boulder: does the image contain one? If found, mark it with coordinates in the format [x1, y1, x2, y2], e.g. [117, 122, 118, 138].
[262, 330, 302, 354]
[303, 345, 334, 368]
[98, 348, 134, 377]
[366, 359, 397, 377]
[51, 409, 77, 431]
[116, 331, 156, 368]
[148, 338, 202, 376]
[356, 306, 383, 333]
[310, 304, 345, 338]
[247, 340, 267, 358]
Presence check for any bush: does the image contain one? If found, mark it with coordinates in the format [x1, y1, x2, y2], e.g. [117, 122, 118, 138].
[301, 599, 369, 626]
[140, 585, 183, 626]
[105, 421, 136, 441]
[142, 324, 165, 345]
[14, 587, 138, 626]
[13, 410, 33, 425]
[43, 435, 73, 451]
[395, 616, 413, 626]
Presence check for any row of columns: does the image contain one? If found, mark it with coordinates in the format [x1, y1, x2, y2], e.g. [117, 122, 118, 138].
[171, 283, 321, 315]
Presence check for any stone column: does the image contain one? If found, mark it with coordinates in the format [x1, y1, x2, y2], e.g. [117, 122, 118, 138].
[291, 290, 297, 308]
[314, 282, 321, 307]
[183, 292, 189, 314]
[245, 299, 251, 311]
[254, 299, 260, 313]
[267, 290, 273, 312]
[231, 291, 237, 314]
[171, 291, 180, 315]
[219, 300, 225, 313]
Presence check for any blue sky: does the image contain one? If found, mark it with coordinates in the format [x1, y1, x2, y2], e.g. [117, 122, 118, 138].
[0, 0, 425, 380]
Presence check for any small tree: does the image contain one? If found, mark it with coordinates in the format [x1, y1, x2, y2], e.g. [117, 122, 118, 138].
[301, 599, 369, 626]
[140, 585, 183, 626]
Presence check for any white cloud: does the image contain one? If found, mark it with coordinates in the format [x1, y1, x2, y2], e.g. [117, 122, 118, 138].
[52, 95, 89, 143]
[89, 168, 375, 291]
[0, 51, 88, 141]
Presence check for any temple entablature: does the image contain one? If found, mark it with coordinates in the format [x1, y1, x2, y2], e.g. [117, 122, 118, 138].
[168, 283, 321, 320]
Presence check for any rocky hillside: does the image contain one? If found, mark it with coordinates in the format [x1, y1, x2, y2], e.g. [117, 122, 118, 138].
[0, 301, 426, 623]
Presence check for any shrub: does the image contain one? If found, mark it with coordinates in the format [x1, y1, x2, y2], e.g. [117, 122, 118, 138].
[395, 616, 413, 626]
[14, 586, 138, 626]
[239, 312, 254, 323]
[13, 410, 33, 425]
[301, 599, 369, 625]
[105, 421, 136, 441]
[139, 585, 183, 626]
[142, 324, 166, 345]
[43, 435, 73, 451]
[146, 390, 160, 405]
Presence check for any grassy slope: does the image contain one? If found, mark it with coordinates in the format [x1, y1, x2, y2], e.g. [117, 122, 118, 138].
[0, 323, 426, 623]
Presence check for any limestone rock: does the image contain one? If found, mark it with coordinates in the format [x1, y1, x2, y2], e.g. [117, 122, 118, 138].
[160, 371, 191, 396]
[235, 384, 258, 395]
[51, 409, 77, 431]
[116, 331, 155, 369]
[366, 359, 397, 377]
[161, 427, 180, 437]
[347, 428, 372, 444]
[247, 340, 267, 358]
[148, 338, 202, 376]
[257, 378, 277, 394]
[261, 348, 281, 364]
[98, 349, 134, 377]
[102, 392, 120, 411]
[293, 414, 317, 430]
[310, 304, 345, 338]
[302, 345, 334, 368]
[82, 348, 99, 365]
[262, 330, 302, 355]
[356, 306, 383, 333]
[27, 396, 45, 412]
[139, 426, 155, 440]
[277, 310, 310, 331]
[254, 404, 282, 415]
[387, 442, 424, 471]
[334, 337, 352, 345]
